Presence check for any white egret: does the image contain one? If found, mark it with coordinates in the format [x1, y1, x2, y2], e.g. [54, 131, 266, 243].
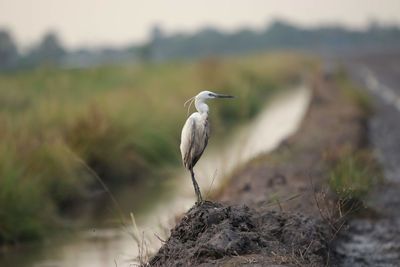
[180, 91, 234, 203]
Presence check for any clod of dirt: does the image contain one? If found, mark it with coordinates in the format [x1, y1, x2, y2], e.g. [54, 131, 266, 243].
[149, 201, 330, 266]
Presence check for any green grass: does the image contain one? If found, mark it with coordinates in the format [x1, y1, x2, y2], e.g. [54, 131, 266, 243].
[336, 68, 374, 115]
[0, 52, 315, 243]
[329, 151, 381, 200]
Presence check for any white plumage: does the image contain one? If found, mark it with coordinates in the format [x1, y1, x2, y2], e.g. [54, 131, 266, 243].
[180, 90, 234, 203]
[180, 112, 209, 170]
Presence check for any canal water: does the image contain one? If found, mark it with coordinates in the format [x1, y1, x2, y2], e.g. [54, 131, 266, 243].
[0, 86, 311, 267]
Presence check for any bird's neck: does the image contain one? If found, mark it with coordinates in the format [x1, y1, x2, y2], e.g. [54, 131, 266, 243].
[195, 99, 209, 114]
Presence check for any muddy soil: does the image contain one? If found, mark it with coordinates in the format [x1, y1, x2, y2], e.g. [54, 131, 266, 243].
[333, 53, 400, 267]
[150, 201, 330, 267]
[148, 73, 369, 266]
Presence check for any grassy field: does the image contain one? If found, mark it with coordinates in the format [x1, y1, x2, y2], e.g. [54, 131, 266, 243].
[0, 52, 314, 244]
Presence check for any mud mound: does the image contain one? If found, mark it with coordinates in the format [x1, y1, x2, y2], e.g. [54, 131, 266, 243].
[149, 201, 330, 266]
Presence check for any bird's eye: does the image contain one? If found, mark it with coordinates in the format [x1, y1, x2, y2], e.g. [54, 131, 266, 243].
[208, 93, 213, 96]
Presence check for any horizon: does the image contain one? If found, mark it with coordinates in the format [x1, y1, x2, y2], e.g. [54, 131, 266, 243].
[1, 0, 400, 50]
[2, 17, 400, 53]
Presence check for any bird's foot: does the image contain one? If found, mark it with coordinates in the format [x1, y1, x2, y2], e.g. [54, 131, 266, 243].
[195, 201, 204, 206]
[195, 195, 204, 205]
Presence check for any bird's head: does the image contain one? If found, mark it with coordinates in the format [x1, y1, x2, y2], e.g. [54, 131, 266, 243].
[184, 91, 234, 115]
[195, 90, 235, 100]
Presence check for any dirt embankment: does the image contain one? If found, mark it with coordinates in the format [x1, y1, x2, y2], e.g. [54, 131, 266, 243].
[148, 73, 369, 266]
[149, 201, 329, 266]
[332, 55, 400, 266]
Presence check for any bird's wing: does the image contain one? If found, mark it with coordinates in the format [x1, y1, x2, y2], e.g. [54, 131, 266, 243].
[180, 116, 195, 169]
[192, 117, 209, 166]
[180, 115, 209, 169]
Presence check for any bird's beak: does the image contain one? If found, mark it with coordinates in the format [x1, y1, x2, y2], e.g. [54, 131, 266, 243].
[215, 94, 234, 99]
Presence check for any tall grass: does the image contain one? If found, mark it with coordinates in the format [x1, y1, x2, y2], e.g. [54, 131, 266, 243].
[0, 52, 314, 243]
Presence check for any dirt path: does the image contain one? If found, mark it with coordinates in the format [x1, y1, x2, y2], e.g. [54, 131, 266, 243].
[217, 74, 367, 216]
[333, 54, 400, 267]
[148, 72, 369, 266]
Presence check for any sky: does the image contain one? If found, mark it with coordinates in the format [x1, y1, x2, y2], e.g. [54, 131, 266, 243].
[1, 0, 399, 49]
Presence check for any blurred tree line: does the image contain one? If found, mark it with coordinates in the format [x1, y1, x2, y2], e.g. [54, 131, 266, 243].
[145, 20, 400, 61]
[0, 30, 65, 70]
[1, 19, 400, 71]
[0, 30, 18, 70]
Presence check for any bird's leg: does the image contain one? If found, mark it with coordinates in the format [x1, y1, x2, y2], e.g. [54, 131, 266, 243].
[189, 168, 203, 204]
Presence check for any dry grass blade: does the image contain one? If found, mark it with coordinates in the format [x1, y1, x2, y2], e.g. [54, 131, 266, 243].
[129, 213, 150, 266]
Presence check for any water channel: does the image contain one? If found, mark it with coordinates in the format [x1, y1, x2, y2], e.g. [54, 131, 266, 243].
[0, 86, 311, 267]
